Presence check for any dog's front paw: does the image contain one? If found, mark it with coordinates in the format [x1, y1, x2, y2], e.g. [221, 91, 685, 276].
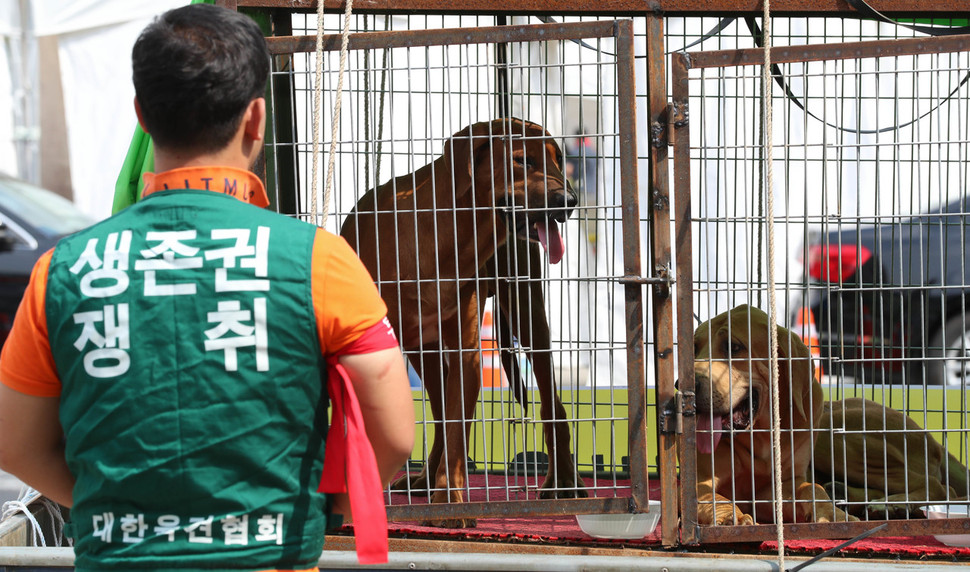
[700, 504, 754, 525]
[723, 510, 754, 526]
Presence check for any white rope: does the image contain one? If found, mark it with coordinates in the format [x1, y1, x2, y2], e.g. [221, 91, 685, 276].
[309, 0, 354, 228]
[761, 0, 785, 568]
[308, 0, 326, 227]
[0, 486, 68, 547]
[2, 487, 44, 546]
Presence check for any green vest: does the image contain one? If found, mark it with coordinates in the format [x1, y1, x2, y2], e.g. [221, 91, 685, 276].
[47, 190, 331, 571]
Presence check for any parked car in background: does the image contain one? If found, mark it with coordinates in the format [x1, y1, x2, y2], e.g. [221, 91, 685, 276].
[0, 175, 94, 347]
[797, 194, 970, 386]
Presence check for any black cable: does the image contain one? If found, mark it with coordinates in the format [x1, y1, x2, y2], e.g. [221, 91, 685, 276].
[534, 15, 737, 57]
[845, 0, 970, 36]
[745, 17, 970, 135]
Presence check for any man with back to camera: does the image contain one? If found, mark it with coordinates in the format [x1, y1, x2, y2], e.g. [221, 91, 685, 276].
[0, 4, 415, 571]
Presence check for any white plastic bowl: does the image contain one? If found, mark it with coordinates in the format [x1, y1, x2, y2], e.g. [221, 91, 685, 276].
[575, 500, 661, 539]
[922, 504, 970, 547]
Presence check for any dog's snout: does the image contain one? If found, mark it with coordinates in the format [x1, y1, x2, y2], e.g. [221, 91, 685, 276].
[564, 190, 578, 209]
[548, 188, 578, 211]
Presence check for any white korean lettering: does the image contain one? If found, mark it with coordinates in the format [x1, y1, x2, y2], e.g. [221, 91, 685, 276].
[254, 513, 284, 545]
[205, 227, 270, 292]
[221, 514, 249, 546]
[203, 298, 268, 372]
[186, 516, 214, 544]
[70, 231, 132, 298]
[73, 304, 130, 378]
[70, 238, 103, 274]
[120, 513, 148, 544]
[154, 514, 180, 542]
[135, 231, 203, 296]
[92, 512, 115, 543]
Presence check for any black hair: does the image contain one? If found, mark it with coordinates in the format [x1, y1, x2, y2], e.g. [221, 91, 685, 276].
[132, 4, 270, 153]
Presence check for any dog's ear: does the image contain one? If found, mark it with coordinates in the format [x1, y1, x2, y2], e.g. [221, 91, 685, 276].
[441, 121, 498, 198]
[775, 323, 821, 424]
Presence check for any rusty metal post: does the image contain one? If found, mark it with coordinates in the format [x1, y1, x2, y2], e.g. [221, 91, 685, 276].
[494, 16, 511, 119]
[643, 10, 680, 547]
[614, 19, 649, 518]
[670, 50, 697, 546]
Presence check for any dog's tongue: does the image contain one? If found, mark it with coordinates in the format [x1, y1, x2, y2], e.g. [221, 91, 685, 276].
[696, 415, 723, 455]
[536, 219, 565, 264]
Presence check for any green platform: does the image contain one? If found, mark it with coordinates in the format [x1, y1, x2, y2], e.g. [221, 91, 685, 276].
[406, 385, 969, 474]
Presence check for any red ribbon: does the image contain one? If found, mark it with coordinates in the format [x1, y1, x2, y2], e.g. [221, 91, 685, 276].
[318, 361, 388, 565]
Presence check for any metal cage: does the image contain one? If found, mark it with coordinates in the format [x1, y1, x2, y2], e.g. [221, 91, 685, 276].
[672, 32, 970, 544]
[258, 18, 652, 527]
[221, 0, 970, 550]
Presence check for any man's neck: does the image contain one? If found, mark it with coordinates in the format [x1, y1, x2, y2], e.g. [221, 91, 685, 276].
[144, 98, 264, 175]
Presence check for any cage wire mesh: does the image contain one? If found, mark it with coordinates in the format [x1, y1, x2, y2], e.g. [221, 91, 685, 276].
[263, 14, 648, 517]
[259, 7, 970, 532]
[682, 17, 970, 525]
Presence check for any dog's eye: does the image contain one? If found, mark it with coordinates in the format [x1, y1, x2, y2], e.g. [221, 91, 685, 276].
[512, 155, 535, 170]
[729, 342, 745, 356]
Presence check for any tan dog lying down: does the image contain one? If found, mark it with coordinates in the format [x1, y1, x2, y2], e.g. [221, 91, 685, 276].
[815, 398, 970, 519]
[340, 118, 579, 528]
[689, 305, 856, 524]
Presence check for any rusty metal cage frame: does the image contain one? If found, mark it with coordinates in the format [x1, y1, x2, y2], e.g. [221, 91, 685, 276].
[252, 18, 652, 526]
[671, 33, 970, 545]
[214, 0, 970, 549]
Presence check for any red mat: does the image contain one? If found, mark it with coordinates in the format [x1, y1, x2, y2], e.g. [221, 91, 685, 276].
[365, 473, 970, 558]
[386, 514, 662, 545]
[763, 536, 970, 558]
[382, 473, 661, 544]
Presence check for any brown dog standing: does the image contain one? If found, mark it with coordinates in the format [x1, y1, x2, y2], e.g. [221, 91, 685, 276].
[340, 119, 578, 527]
[689, 305, 856, 524]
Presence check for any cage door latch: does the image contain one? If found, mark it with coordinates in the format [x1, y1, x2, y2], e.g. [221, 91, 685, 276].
[659, 390, 695, 435]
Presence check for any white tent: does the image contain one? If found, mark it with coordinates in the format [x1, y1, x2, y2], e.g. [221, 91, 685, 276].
[1, 0, 185, 220]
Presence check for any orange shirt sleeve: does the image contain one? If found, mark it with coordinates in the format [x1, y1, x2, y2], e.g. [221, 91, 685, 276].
[0, 249, 61, 397]
[311, 230, 389, 357]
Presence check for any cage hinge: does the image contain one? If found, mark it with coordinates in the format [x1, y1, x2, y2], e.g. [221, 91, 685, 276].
[671, 100, 689, 129]
[652, 102, 688, 149]
[659, 391, 695, 435]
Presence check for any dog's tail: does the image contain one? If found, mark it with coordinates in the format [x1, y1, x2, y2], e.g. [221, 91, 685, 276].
[496, 311, 530, 415]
